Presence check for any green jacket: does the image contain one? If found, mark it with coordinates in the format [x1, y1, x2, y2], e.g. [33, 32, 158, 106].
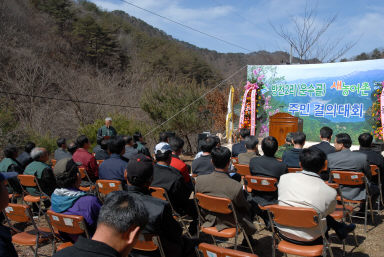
[24, 161, 51, 196]
[275, 143, 293, 159]
[97, 125, 117, 138]
[0, 158, 19, 172]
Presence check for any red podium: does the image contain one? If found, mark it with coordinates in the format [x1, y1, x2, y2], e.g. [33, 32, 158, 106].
[269, 113, 303, 146]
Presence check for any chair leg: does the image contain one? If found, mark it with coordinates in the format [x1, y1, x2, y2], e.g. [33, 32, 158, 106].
[242, 230, 254, 254]
[347, 214, 358, 247]
[364, 200, 368, 233]
[368, 198, 375, 225]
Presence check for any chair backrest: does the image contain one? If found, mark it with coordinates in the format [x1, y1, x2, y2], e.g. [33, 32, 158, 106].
[370, 165, 379, 176]
[231, 157, 239, 165]
[51, 159, 57, 167]
[4, 203, 31, 223]
[330, 170, 365, 186]
[199, 243, 258, 257]
[149, 186, 167, 201]
[244, 175, 278, 192]
[17, 174, 37, 187]
[268, 205, 319, 228]
[78, 167, 88, 180]
[234, 164, 251, 176]
[96, 160, 104, 166]
[96, 180, 122, 195]
[325, 182, 339, 189]
[287, 167, 302, 173]
[195, 192, 233, 214]
[134, 234, 159, 251]
[47, 210, 88, 236]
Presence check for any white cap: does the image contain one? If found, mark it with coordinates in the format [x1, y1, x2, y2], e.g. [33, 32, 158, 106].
[154, 142, 172, 154]
[105, 117, 112, 121]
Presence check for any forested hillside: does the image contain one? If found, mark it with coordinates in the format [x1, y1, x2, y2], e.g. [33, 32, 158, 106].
[0, 0, 303, 150]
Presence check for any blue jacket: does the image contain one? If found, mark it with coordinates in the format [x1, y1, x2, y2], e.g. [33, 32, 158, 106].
[98, 154, 128, 183]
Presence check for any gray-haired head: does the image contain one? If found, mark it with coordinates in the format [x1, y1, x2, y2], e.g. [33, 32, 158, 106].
[30, 147, 47, 161]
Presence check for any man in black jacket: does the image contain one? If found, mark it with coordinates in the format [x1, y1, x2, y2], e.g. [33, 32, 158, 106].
[311, 126, 336, 155]
[0, 145, 23, 194]
[191, 136, 216, 175]
[152, 143, 198, 235]
[249, 136, 288, 206]
[232, 128, 250, 157]
[16, 141, 35, 169]
[127, 154, 197, 257]
[355, 133, 384, 185]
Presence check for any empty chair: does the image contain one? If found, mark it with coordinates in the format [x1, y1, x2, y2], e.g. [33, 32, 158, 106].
[17, 174, 50, 219]
[3, 203, 54, 257]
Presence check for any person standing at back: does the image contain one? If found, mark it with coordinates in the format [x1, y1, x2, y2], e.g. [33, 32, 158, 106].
[17, 141, 35, 169]
[72, 135, 98, 182]
[54, 138, 72, 161]
[311, 126, 336, 155]
[97, 117, 117, 141]
[232, 128, 250, 157]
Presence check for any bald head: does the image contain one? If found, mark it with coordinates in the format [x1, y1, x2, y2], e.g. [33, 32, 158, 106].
[31, 147, 49, 162]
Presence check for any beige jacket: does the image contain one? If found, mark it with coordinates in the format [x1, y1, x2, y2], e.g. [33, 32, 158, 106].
[277, 171, 337, 241]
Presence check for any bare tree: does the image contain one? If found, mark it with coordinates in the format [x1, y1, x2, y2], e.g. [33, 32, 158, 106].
[270, 1, 358, 63]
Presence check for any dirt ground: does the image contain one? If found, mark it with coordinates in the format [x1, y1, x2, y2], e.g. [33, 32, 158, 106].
[9, 204, 384, 257]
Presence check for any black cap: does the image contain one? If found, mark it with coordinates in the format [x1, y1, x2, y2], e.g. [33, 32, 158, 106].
[126, 154, 154, 181]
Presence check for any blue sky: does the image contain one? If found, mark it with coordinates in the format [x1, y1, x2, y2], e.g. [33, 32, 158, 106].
[89, 0, 384, 60]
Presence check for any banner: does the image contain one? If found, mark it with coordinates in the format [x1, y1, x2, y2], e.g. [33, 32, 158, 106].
[225, 86, 235, 142]
[247, 59, 384, 142]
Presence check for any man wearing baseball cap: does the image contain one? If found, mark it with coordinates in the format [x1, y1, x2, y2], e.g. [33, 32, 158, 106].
[126, 154, 197, 257]
[151, 143, 198, 235]
[0, 171, 19, 257]
[97, 117, 117, 141]
[51, 158, 101, 240]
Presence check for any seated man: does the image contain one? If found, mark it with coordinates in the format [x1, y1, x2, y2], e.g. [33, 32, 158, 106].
[355, 132, 384, 186]
[0, 171, 19, 257]
[122, 135, 138, 160]
[154, 132, 169, 153]
[311, 126, 336, 155]
[24, 147, 57, 197]
[0, 145, 23, 194]
[277, 148, 355, 244]
[54, 138, 72, 161]
[126, 154, 197, 257]
[72, 135, 98, 182]
[238, 136, 260, 165]
[191, 136, 216, 175]
[94, 139, 110, 160]
[328, 133, 375, 201]
[17, 141, 35, 169]
[249, 136, 287, 206]
[169, 136, 191, 184]
[51, 158, 101, 240]
[99, 137, 128, 187]
[133, 132, 151, 157]
[53, 191, 148, 257]
[282, 132, 306, 168]
[195, 147, 256, 244]
[275, 133, 293, 160]
[232, 128, 250, 157]
[151, 143, 197, 235]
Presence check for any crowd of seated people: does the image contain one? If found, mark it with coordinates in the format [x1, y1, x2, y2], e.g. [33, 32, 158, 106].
[2, 125, 384, 257]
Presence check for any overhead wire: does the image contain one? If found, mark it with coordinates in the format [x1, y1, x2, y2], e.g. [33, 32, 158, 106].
[117, 0, 253, 53]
